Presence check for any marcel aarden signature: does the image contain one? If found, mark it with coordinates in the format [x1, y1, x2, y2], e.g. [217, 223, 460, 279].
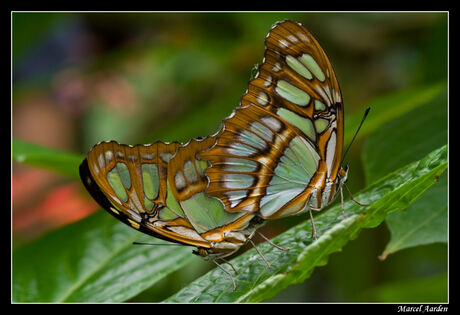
[398, 305, 448, 313]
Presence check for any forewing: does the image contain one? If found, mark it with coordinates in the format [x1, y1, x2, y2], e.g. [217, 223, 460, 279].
[199, 20, 344, 218]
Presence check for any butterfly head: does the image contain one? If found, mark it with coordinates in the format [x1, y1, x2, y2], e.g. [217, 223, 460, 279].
[338, 165, 349, 185]
[193, 247, 210, 258]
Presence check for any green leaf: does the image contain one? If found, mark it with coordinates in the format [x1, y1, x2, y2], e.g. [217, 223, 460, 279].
[363, 86, 447, 258]
[13, 211, 195, 302]
[13, 138, 83, 180]
[164, 145, 447, 302]
[380, 172, 447, 259]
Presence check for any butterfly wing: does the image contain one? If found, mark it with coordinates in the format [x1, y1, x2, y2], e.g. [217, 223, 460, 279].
[167, 136, 253, 237]
[80, 137, 256, 252]
[80, 140, 212, 248]
[199, 20, 344, 219]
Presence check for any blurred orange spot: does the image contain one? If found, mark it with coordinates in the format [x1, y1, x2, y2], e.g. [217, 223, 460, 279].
[13, 182, 99, 242]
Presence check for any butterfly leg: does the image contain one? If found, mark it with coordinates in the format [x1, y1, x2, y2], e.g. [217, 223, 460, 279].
[340, 186, 347, 219]
[308, 208, 318, 240]
[256, 231, 290, 251]
[249, 239, 272, 270]
[219, 257, 238, 275]
[344, 184, 369, 207]
[213, 259, 237, 291]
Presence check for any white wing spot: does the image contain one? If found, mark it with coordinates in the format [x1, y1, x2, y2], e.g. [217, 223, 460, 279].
[98, 153, 105, 169]
[297, 32, 310, 43]
[141, 153, 155, 160]
[272, 62, 282, 72]
[287, 35, 299, 43]
[104, 150, 113, 163]
[279, 39, 289, 48]
[257, 91, 269, 105]
[257, 156, 271, 167]
[174, 170, 186, 190]
[261, 116, 282, 132]
[333, 88, 342, 103]
[264, 75, 272, 87]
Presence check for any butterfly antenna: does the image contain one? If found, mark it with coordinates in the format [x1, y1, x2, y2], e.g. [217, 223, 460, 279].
[341, 107, 371, 164]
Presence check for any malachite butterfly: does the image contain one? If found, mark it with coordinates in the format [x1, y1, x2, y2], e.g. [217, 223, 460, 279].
[199, 19, 349, 238]
[80, 19, 354, 289]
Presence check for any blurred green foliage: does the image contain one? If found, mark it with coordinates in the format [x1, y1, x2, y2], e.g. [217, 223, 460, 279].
[13, 12, 447, 302]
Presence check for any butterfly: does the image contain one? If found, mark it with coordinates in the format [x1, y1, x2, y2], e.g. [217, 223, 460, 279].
[199, 19, 353, 239]
[80, 19, 360, 290]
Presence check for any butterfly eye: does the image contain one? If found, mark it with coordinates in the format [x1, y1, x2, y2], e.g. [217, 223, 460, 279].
[338, 165, 349, 179]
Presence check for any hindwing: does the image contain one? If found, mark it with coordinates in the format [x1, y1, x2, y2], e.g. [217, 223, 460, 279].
[80, 137, 256, 252]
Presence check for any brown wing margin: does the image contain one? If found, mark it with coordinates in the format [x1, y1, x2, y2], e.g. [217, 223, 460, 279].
[79, 158, 187, 245]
